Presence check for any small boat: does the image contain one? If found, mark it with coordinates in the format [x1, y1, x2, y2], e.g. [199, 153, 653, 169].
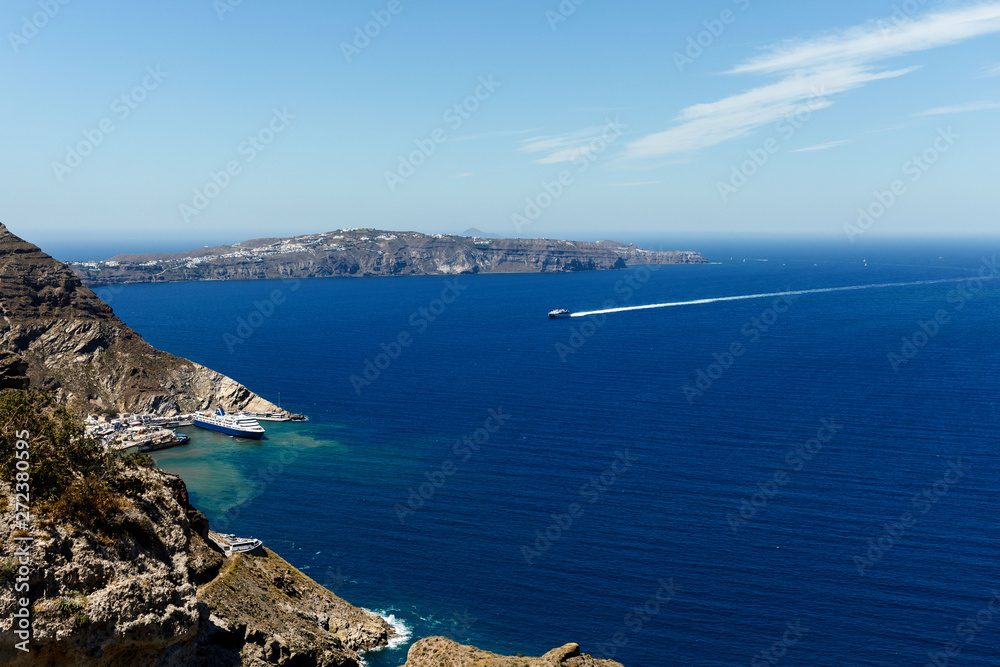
[238, 411, 291, 422]
[218, 533, 263, 557]
[548, 309, 571, 319]
[193, 409, 265, 439]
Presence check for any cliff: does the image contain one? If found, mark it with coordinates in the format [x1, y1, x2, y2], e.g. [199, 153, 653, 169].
[402, 637, 625, 667]
[0, 223, 279, 416]
[68, 229, 707, 286]
[0, 398, 392, 666]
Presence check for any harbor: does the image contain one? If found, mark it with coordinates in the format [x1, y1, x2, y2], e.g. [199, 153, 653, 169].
[85, 408, 306, 452]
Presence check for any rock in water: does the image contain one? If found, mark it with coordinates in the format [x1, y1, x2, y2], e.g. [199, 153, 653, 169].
[402, 637, 626, 667]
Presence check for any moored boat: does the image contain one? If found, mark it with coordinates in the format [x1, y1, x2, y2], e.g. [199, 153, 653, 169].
[193, 409, 265, 439]
[211, 532, 263, 557]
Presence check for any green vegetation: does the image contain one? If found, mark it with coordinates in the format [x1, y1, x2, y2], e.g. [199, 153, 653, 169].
[0, 389, 152, 532]
[0, 557, 16, 581]
[57, 596, 83, 615]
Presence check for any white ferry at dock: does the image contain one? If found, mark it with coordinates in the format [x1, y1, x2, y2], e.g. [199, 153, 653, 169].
[193, 409, 265, 439]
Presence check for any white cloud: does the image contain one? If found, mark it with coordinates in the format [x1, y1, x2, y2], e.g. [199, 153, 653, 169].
[792, 140, 852, 153]
[915, 101, 1000, 116]
[450, 128, 541, 143]
[730, 4, 1000, 75]
[980, 62, 1000, 76]
[625, 2, 1000, 160]
[519, 124, 625, 164]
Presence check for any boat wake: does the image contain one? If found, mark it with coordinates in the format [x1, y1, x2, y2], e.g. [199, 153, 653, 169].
[570, 277, 982, 317]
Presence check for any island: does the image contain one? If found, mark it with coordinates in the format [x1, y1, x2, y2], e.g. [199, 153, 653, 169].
[68, 229, 707, 286]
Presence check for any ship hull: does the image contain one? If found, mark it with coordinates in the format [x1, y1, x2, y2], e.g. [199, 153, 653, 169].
[193, 419, 265, 439]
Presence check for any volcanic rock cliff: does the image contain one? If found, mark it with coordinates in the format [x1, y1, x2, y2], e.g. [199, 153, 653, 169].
[0, 223, 279, 416]
[69, 229, 707, 286]
[0, 443, 392, 666]
[401, 637, 625, 667]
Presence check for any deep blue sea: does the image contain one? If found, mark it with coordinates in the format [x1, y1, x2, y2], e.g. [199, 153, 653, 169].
[101, 238, 1000, 667]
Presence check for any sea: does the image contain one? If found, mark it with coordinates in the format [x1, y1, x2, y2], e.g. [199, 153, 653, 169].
[98, 237, 1000, 667]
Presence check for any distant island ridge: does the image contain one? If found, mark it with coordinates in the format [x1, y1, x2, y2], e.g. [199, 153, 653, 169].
[68, 229, 708, 286]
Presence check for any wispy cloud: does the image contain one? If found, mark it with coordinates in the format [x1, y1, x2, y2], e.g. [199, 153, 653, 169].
[792, 139, 851, 153]
[450, 128, 540, 143]
[626, 2, 1000, 160]
[980, 62, 1000, 76]
[914, 101, 1000, 116]
[519, 124, 625, 164]
[730, 4, 1000, 75]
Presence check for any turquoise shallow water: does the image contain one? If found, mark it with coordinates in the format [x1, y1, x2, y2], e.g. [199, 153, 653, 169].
[106, 237, 1000, 666]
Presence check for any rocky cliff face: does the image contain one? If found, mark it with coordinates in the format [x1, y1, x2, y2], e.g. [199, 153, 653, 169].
[402, 637, 625, 667]
[0, 223, 279, 416]
[68, 229, 707, 286]
[0, 463, 391, 666]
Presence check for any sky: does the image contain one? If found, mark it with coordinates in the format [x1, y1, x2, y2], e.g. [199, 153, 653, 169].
[1, 0, 999, 260]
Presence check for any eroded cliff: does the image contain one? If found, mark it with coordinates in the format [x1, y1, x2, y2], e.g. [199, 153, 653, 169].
[0, 223, 279, 416]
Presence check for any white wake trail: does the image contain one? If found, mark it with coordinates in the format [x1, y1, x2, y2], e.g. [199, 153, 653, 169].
[570, 278, 974, 317]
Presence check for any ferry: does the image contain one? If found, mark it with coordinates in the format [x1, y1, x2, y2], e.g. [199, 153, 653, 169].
[193, 409, 265, 439]
[548, 309, 571, 319]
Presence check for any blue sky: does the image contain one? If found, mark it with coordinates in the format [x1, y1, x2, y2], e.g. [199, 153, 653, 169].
[1, 0, 998, 259]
